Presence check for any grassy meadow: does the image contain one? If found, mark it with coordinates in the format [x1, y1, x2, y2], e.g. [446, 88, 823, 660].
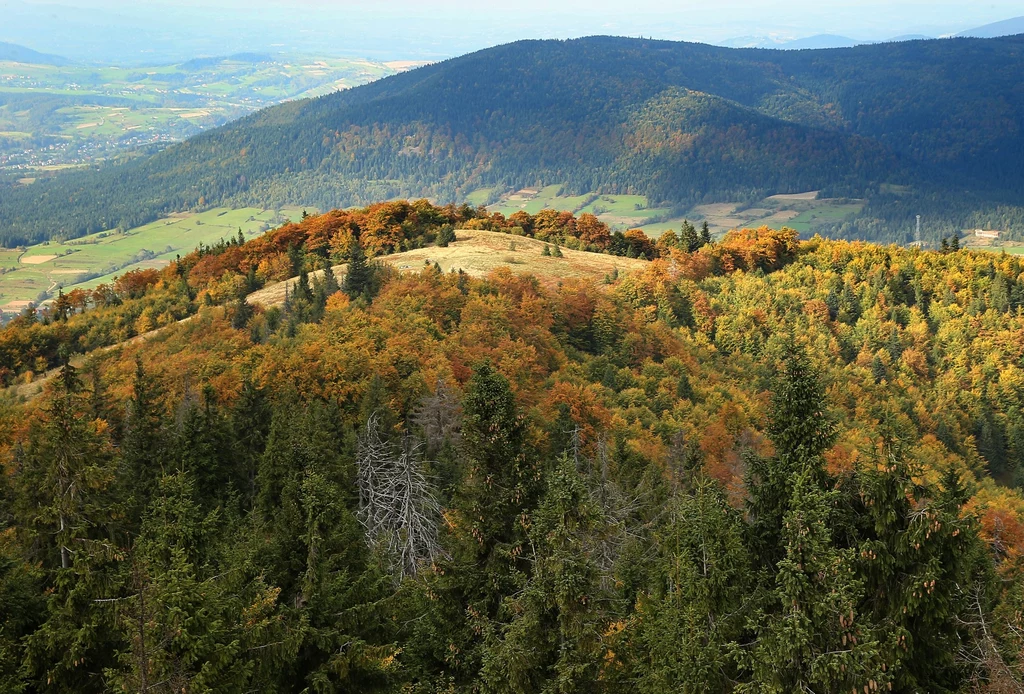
[0, 207, 304, 309]
[476, 186, 865, 239]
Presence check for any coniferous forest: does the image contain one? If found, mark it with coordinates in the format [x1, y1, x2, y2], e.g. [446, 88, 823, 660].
[3, 35, 1024, 246]
[2, 203, 1024, 692]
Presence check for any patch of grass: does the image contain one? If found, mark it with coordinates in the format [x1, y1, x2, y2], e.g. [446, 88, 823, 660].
[247, 229, 649, 307]
[485, 187, 676, 231]
[784, 202, 863, 233]
[465, 187, 501, 206]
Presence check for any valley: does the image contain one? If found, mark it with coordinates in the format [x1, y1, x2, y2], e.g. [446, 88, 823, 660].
[0, 54, 407, 170]
[0, 206, 304, 311]
[6, 35, 1024, 249]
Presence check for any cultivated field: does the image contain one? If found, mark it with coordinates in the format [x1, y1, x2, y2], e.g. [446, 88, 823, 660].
[0, 55, 405, 168]
[247, 229, 647, 307]
[0, 206, 304, 309]
[475, 185, 865, 238]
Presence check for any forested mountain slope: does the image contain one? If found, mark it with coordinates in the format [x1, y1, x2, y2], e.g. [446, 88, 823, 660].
[3, 35, 1024, 246]
[2, 203, 1024, 691]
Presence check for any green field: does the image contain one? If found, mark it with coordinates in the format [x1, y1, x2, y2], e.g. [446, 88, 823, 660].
[784, 201, 864, 233]
[0, 55, 407, 168]
[480, 186, 680, 233]
[475, 186, 864, 239]
[975, 245, 1024, 256]
[0, 207, 305, 308]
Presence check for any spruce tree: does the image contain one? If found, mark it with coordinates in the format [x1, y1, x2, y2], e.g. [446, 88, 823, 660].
[16, 362, 122, 693]
[120, 357, 164, 519]
[633, 475, 748, 693]
[747, 343, 835, 568]
[856, 447, 987, 691]
[480, 453, 606, 693]
[680, 221, 699, 252]
[343, 236, 371, 299]
[737, 469, 886, 693]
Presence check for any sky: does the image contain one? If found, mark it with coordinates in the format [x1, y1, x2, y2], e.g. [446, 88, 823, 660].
[1, 0, 1022, 63]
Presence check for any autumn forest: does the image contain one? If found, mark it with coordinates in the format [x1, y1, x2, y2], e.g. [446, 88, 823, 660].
[1, 200, 1024, 692]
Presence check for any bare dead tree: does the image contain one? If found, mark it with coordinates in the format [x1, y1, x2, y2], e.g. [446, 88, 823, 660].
[411, 379, 462, 451]
[588, 433, 652, 593]
[357, 414, 441, 580]
[958, 581, 1024, 693]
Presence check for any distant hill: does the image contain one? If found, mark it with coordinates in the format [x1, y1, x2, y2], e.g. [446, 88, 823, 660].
[958, 16, 1024, 38]
[779, 34, 865, 49]
[179, 53, 275, 70]
[3, 35, 1024, 246]
[719, 34, 867, 49]
[885, 34, 933, 42]
[0, 41, 70, 65]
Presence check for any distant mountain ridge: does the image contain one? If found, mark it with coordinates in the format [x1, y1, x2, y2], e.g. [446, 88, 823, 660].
[2, 34, 1024, 245]
[0, 41, 70, 65]
[958, 16, 1024, 38]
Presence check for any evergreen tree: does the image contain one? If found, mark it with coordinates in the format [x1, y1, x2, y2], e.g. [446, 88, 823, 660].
[437, 224, 456, 247]
[120, 356, 165, 520]
[632, 475, 748, 693]
[737, 469, 886, 693]
[15, 362, 123, 693]
[343, 236, 372, 299]
[110, 472, 289, 693]
[700, 220, 712, 246]
[680, 221, 700, 252]
[174, 385, 233, 510]
[856, 448, 987, 691]
[413, 363, 537, 684]
[231, 378, 271, 507]
[480, 453, 606, 693]
[747, 343, 835, 568]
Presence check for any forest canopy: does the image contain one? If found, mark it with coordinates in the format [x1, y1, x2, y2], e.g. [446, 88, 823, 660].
[2, 203, 1024, 691]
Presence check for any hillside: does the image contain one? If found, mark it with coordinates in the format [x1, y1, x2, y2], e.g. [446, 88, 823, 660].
[0, 41, 69, 66]
[2, 35, 1024, 247]
[958, 16, 1024, 38]
[2, 203, 1024, 691]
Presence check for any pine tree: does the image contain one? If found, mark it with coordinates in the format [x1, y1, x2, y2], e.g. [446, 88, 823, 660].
[737, 469, 886, 693]
[747, 343, 835, 568]
[343, 236, 371, 299]
[700, 221, 712, 246]
[480, 453, 606, 693]
[120, 356, 164, 519]
[632, 475, 749, 693]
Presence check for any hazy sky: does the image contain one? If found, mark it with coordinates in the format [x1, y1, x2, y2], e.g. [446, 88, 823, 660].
[2, 0, 1021, 62]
